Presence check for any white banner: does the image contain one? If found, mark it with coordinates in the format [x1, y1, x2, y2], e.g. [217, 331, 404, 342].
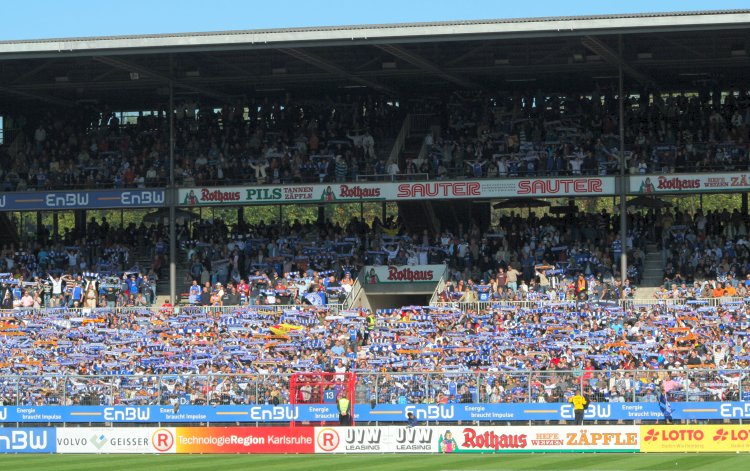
[362, 265, 444, 284]
[178, 177, 616, 206]
[630, 173, 750, 194]
[56, 427, 176, 454]
[315, 427, 437, 453]
[314, 426, 639, 453]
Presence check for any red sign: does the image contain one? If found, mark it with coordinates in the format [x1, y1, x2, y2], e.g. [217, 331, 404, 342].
[396, 182, 481, 198]
[338, 185, 381, 198]
[517, 178, 603, 195]
[387, 266, 434, 282]
[461, 428, 528, 451]
[176, 427, 315, 454]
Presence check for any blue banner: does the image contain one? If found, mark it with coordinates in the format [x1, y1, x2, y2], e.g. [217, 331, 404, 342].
[0, 428, 55, 453]
[0, 189, 165, 211]
[1, 402, 749, 423]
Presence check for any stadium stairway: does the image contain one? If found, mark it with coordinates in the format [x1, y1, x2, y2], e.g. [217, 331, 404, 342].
[638, 242, 665, 294]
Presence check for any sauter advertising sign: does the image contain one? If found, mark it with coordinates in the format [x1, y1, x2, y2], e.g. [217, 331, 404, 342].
[640, 425, 750, 452]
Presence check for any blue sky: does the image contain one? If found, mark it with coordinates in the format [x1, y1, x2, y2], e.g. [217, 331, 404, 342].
[0, 1, 747, 40]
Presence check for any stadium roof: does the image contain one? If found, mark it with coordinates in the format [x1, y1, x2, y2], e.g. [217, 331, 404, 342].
[1, 10, 749, 107]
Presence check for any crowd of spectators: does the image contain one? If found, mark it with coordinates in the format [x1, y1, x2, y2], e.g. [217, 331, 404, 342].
[0, 298, 748, 407]
[0, 95, 400, 190]
[0, 216, 170, 308]
[635, 205, 750, 305]
[178, 206, 648, 307]
[3, 88, 750, 190]
[410, 89, 750, 180]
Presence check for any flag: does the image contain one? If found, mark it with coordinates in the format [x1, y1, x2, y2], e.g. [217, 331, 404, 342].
[658, 392, 673, 422]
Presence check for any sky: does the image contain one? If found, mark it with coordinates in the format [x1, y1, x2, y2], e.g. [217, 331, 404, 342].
[0, 1, 748, 41]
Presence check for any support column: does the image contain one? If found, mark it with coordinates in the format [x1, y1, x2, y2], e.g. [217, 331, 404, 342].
[618, 35, 628, 283]
[168, 64, 177, 305]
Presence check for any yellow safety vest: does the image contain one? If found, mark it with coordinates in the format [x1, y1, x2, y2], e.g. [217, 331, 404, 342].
[338, 398, 350, 415]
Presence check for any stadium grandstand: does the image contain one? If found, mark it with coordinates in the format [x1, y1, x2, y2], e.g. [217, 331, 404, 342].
[1, 8, 750, 459]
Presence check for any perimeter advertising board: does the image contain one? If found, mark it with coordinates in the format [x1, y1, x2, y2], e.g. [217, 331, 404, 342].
[630, 173, 750, 194]
[314, 426, 640, 453]
[0, 428, 55, 453]
[174, 427, 314, 453]
[0, 189, 165, 211]
[2, 402, 748, 423]
[178, 177, 615, 206]
[640, 425, 750, 453]
[56, 427, 176, 454]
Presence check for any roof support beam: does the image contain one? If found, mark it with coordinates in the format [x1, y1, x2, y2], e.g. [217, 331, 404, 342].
[93, 56, 234, 103]
[0, 85, 74, 107]
[279, 48, 397, 95]
[10, 60, 56, 85]
[376, 44, 482, 89]
[581, 36, 657, 88]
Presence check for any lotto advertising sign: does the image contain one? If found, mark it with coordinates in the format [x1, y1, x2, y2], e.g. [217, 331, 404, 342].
[175, 427, 314, 453]
[56, 427, 176, 454]
[640, 425, 750, 453]
[315, 427, 437, 453]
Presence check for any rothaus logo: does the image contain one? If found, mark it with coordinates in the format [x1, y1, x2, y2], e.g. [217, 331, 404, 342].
[404, 405, 455, 420]
[721, 403, 750, 418]
[45, 193, 89, 208]
[560, 404, 611, 420]
[345, 429, 381, 444]
[0, 431, 48, 451]
[121, 191, 165, 206]
[103, 407, 150, 422]
[248, 405, 299, 421]
[396, 428, 433, 444]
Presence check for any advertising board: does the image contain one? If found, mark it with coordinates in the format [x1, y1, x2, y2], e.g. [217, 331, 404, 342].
[178, 177, 615, 206]
[314, 426, 639, 453]
[0, 189, 165, 211]
[630, 173, 750, 194]
[56, 427, 176, 454]
[0, 428, 55, 453]
[175, 427, 314, 453]
[640, 425, 750, 453]
[2, 402, 747, 424]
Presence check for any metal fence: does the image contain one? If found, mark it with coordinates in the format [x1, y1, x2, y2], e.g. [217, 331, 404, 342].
[0, 304, 345, 318]
[430, 297, 747, 312]
[1, 369, 746, 407]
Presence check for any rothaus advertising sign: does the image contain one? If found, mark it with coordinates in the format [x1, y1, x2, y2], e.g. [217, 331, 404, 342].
[630, 172, 750, 194]
[178, 177, 615, 206]
[362, 265, 444, 284]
